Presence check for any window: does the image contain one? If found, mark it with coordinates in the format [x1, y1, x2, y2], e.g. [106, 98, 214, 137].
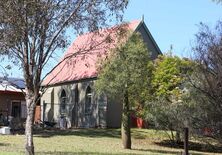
[85, 86, 92, 115]
[11, 102, 21, 118]
[61, 89, 66, 112]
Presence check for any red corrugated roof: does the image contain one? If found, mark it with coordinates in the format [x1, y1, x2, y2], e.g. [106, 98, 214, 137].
[43, 20, 141, 86]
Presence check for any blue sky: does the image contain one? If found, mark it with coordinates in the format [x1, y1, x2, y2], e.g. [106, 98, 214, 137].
[124, 0, 222, 57]
[1, 0, 222, 78]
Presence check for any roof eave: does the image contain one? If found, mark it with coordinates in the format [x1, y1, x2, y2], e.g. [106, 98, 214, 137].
[42, 76, 98, 88]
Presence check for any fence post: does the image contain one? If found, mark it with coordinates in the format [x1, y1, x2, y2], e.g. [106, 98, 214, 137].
[42, 101, 46, 129]
[184, 127, 189, 155]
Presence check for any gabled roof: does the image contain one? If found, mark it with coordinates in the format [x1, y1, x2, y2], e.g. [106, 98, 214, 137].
[43, 20, 141, 86]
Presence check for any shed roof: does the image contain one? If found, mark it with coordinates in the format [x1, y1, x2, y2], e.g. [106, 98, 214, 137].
[0, 77, 25, 93]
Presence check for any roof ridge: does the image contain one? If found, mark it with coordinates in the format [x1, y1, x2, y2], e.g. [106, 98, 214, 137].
[75, 19, 141, 38]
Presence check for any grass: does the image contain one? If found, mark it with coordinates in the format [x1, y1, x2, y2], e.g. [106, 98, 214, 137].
[0, 128, 221, 155]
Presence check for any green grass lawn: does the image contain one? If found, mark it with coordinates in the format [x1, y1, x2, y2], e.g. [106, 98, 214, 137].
[0, 128, 221, 155]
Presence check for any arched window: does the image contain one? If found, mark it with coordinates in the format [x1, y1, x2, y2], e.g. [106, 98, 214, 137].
[85, 86, 92, 115]
[61, 89, 66, 111]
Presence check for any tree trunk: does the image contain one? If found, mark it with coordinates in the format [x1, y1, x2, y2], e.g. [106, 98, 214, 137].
[25, 91, 35, 155]
[176, 131, 181, 144]
[170, 129, 175, 143]
[121, 90, 131, 149]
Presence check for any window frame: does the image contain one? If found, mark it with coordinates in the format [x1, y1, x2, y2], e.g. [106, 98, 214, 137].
[60, 89, 67, 113]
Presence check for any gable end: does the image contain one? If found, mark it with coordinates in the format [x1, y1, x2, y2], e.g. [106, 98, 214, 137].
[135, 21, 162, 59]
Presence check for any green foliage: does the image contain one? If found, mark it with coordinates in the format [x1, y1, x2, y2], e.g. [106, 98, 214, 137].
[151, 54, 193, 100]
[95, 32, 153, 149]
[145, 54, 194, 141]
[95, 32, 152, 105]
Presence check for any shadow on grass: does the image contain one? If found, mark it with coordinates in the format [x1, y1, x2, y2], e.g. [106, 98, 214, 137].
[0, 142, 10, 146]
[133, 148, 210, 155]
[156, 140, 222, 154]
[36, 150, 177, 155]
[34, 128, 121, 138]
[36, 151, 141, 155]
[37, 149, 206, 155]
[132, 148, 181, 155]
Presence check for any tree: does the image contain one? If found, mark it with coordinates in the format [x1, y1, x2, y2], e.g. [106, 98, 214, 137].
[212, 0, 222, 4]
[151, 54, 193, 98]
[192, 20, 222, 140]
[145, 54, 193, 143]
[0, 1, 128, 154]
[95, 33, 152, 149]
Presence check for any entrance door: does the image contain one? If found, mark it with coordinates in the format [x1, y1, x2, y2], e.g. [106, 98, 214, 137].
[11, 102, 21, 118]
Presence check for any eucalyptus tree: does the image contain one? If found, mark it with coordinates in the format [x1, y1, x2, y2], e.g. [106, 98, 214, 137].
[192, 21, 222, 140]
[212, 0, 222, 4]
[0, 0, 128, 154]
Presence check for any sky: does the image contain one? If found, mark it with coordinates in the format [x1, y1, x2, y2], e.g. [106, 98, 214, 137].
[124, 0, 222, 57]
[1, 0, 222, 78]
